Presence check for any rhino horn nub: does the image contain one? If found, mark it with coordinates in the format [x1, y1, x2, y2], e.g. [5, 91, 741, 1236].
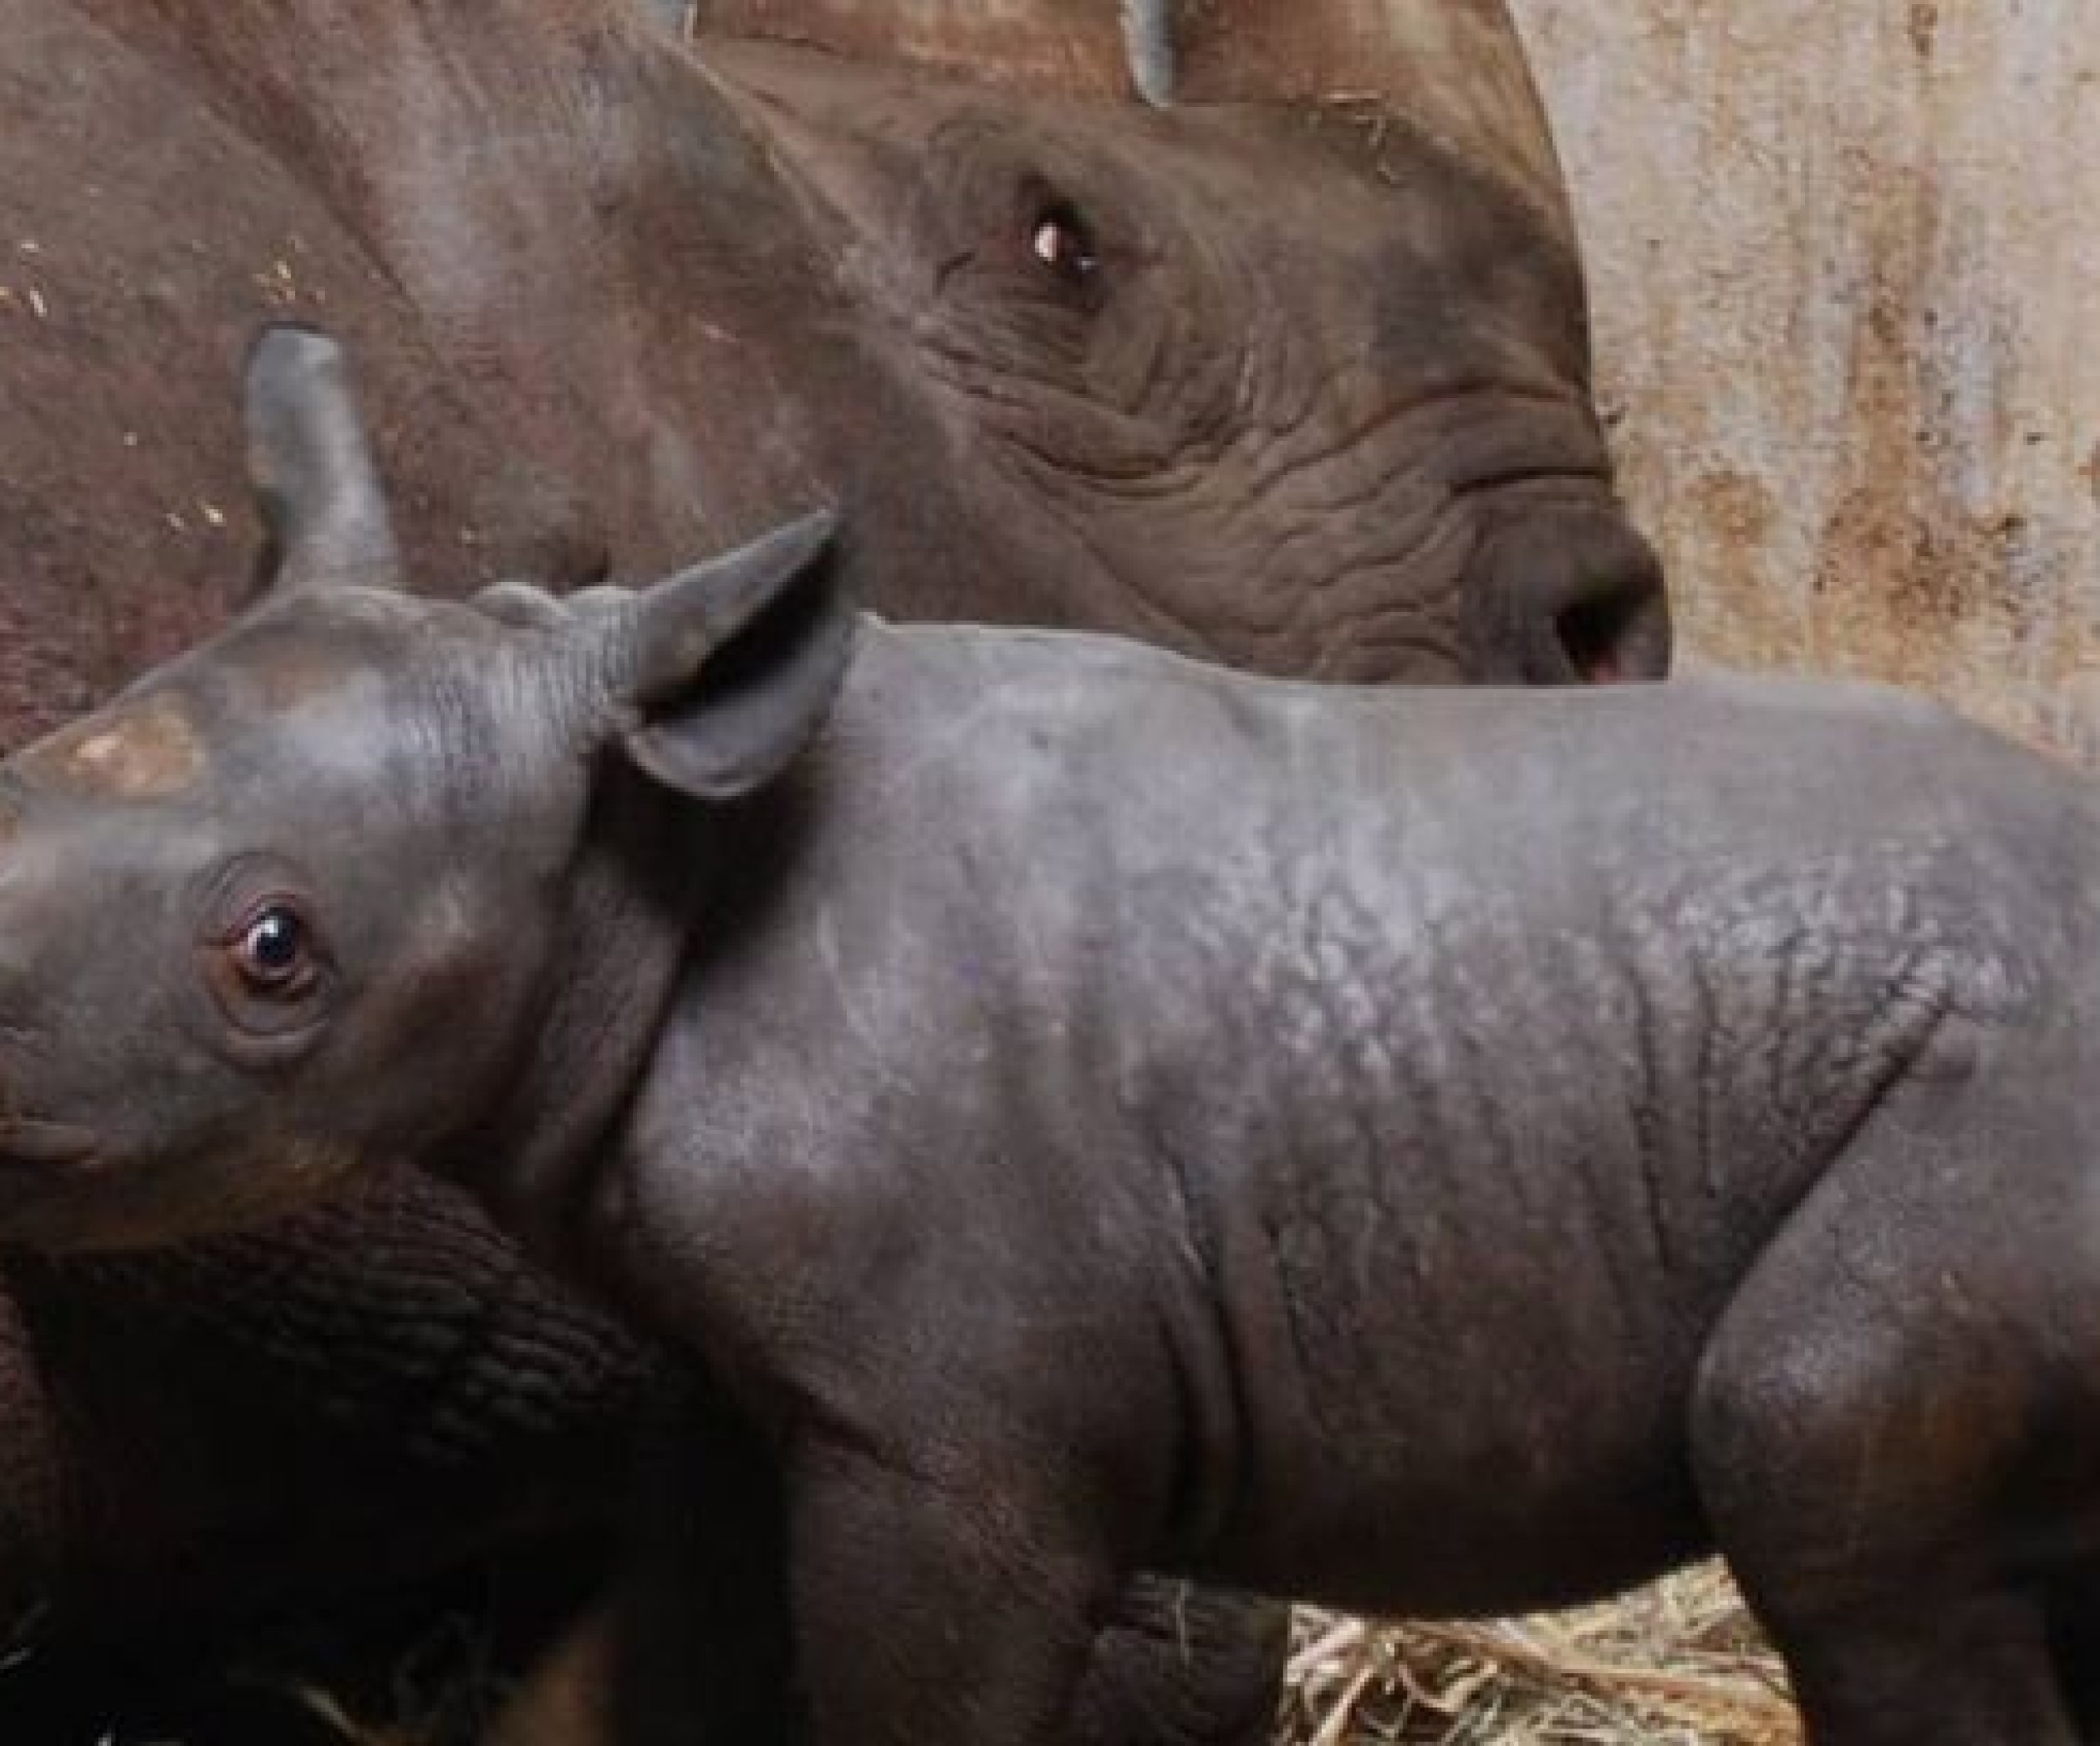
[243, 324, 402, 596]
[1120, 0, 1175, 105]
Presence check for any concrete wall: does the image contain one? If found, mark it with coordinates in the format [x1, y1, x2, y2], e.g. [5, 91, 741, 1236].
[1510, 3, 2100, 756]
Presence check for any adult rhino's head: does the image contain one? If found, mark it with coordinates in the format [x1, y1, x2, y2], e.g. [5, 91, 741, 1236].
[0, 330, 850, 1252]
[4, 0, 1656, 748]
[660, 0, 1665, 683]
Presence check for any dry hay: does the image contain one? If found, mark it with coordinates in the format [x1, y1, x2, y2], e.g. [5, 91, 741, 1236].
[1281, 1566, 1797, 1746]
[289, 1565, 1801, 1745]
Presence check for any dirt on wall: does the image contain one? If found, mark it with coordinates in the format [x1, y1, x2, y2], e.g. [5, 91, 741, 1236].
[1509, 1, 2100, 759]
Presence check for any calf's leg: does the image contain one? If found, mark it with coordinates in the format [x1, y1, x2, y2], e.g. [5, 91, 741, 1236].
[1690, 1071, 2100, 1743]
[1069, 1575, 1287, 1746]
[609, 1391, 1279, 1746]
[779, 1441, 1112, 1746]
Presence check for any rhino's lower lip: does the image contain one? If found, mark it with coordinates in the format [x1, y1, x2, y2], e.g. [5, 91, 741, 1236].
[0, 1120, 102, 1167]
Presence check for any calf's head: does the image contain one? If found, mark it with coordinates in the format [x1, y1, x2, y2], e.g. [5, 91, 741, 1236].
[0, 329, 849, 1252]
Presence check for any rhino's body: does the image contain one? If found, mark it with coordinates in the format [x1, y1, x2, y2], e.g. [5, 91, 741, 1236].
[553, 629, 2100, 1743]
[0, 442, 2089, 1740]
[589, 626, 2058, 1559]
[0, 0, 1659, 1733]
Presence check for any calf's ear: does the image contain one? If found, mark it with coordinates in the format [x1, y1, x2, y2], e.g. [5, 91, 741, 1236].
[242, 324, 402, 597]
[609, 512, 854, 801]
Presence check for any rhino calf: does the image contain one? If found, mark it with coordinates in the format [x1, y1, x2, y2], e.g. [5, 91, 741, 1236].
[1, 331, 2097, 1745]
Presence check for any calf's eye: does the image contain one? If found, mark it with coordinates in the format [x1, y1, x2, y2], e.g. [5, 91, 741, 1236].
[198, 866, 335, 1050]
[232, 903, 315, 994]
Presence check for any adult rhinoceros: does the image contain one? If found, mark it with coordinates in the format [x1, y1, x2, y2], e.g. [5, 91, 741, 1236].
[0, 0, 1663, 1738]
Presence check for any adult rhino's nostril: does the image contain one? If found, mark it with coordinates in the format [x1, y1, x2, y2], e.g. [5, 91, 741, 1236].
[1498, 515, 1670, 687]
[1555, 566, 1670, 685]
[1464, 488, 1670, 687]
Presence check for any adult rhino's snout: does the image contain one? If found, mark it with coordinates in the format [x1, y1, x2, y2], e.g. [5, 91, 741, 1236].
[1468, 487, 1670, 686]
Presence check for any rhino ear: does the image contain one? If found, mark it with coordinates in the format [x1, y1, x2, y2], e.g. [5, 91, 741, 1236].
[605, 512, 854, 801]
[242, 324, 402, 596]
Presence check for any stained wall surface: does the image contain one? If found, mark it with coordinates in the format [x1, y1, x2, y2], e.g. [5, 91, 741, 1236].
[1510, 3, 2100, 755]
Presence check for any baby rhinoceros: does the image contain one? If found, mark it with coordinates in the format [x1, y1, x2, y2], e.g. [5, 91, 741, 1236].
[0, 329, 2097, 1746]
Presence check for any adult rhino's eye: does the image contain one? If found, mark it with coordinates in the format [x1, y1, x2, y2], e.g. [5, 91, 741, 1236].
[231, 903, 316, 994]
[1030, 201, 1100, 288]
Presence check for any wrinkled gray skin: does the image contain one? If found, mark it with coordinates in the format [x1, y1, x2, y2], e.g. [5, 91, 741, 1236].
[17, 341, 2099, 1746]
